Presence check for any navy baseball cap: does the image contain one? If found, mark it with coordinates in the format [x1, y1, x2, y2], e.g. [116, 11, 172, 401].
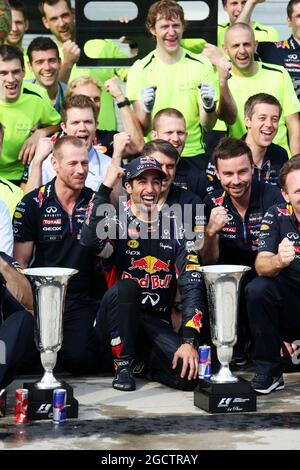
[124, 156, 166, 183]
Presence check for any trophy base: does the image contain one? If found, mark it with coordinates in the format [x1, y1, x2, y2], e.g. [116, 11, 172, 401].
[23, 381, 78, 421]
[194, 377, 257, 413]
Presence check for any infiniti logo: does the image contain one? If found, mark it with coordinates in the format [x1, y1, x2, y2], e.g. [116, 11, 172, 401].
[46, 206, 57, 214]
[142, 293, 160, 306]
[287, 232, 299, 240]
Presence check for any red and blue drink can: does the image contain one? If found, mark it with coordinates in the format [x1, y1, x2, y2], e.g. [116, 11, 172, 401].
[52, 389, 67, 424]
[14, 388, 29, 424]
[198, 345, 211, 379]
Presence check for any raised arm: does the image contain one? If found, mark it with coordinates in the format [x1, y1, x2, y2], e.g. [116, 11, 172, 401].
[202, 44, 237, 125]
[286, 113, 300, 156]
[199, 206, 228, 264]
[236, 0, 266, 25]
[24, 137, 54, 194]
[255, 237, 295, 277]
[105, 77, 144, 154]
[0, 254, 33, 311]
[58, 40, 81, 83]
[81, 163, 124, 254]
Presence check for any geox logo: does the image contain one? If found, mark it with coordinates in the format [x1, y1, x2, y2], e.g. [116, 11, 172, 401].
[37, 403, 52, 414]
[217, 398, 232, 407]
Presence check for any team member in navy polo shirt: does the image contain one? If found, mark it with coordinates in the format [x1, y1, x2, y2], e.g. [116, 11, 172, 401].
[246, 155, 300, 394]
[256, 0, 300, 100]
[13, 135, 102, 375]
[202, 137, 284, 364]
[203, 137, 283, 267]
[207, 94, 289, 190]
[244, 94, 289, 186]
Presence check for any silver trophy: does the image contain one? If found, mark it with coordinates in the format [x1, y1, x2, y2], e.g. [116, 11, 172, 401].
[22, 267, 78, 389]
[199, 265, 250, 383]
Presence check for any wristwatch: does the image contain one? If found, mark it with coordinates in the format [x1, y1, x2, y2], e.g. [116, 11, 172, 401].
[183, 337, 198, 348]
[203, 103, 216, 113]
[117, 97, 130, 108]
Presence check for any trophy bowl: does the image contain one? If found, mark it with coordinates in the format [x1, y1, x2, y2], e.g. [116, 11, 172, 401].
[199, 265, 251, 383]
[22, 267, 78, 389]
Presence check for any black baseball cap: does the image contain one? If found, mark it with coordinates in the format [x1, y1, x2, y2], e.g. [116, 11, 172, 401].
[124, 156, 166, 183]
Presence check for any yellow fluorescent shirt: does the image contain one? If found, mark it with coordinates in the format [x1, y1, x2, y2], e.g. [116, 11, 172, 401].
[126, 48, 218, 157]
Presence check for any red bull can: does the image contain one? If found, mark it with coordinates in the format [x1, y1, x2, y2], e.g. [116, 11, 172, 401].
[14, 388, 29, 424]
[52, 389, 67, 424]
[198, 345, 211, 379]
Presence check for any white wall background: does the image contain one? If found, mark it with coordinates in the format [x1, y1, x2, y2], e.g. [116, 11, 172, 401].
[218, 0, 290, 40]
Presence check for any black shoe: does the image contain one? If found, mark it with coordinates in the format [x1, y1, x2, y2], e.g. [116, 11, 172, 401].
[230, 353, 248, 367]
[251, 373, 284, 395]
[112, 359, 136, 392]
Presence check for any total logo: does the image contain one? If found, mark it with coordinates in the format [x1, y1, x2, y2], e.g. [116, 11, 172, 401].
[128, 256, 170, 274]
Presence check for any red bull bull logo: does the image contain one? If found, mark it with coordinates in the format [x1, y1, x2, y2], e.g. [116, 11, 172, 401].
[185, 309, 203, 332]
[128, 256, 170, 274]
[212, 196, 225, 206]
[277, 206, 292, 216]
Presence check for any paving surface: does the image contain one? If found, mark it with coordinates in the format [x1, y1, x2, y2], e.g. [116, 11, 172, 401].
[1, 369, 300, 451]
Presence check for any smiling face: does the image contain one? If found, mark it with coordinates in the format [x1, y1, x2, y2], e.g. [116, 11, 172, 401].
[42, 0, 75, 43]
[0, 57, 24, 102]
[245, 103, 280, 148]
[224, 26, 257, 74]
[29, 48, 60, 89]
[152, 115, 187, 155]
[216, 153, 253, 201]
[61, 107, 96, 150]
[223, 0, 247, 24]
[52, 142, 89, 191]
[151, 14, 183, 55]
[7, 9, 28, 47]
[125, 170, 162, 213]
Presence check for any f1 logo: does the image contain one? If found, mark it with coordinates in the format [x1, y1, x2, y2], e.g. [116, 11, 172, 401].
[217, 397, 232, 407]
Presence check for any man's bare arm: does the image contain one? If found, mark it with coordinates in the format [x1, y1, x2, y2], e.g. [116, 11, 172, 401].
[236, 0, 266, 25]
[255, 237, 295, 277]
[0, 255, 33, 311]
